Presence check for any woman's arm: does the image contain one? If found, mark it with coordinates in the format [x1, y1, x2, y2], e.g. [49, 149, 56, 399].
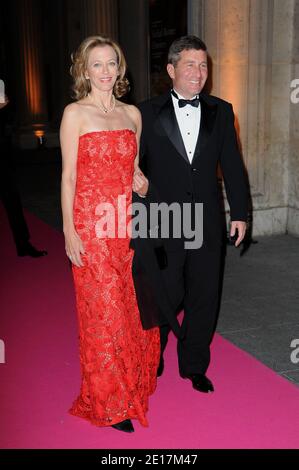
[60, 103, 85, 267]
[130, 106, 149, 197]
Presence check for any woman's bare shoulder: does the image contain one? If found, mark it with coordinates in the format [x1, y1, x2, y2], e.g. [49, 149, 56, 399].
[118, 102, 141, 124]
[63, 101, 82, 117]
[120, 102, 140, 115]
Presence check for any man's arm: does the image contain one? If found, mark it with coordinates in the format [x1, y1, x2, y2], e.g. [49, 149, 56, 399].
[133, 106, 152, 198]
[219, 103, 249, 246]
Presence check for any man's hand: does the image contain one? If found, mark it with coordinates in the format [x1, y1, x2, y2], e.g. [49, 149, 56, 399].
[0, 95, 9, 110]
[133, 168, 149, 197]
[230, 221, 247, 247]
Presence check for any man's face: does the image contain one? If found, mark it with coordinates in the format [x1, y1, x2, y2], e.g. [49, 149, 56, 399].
[167, 48, 208, 99]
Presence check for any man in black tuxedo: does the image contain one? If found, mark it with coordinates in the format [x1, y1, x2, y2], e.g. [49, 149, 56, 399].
[134, 36, 248, 393]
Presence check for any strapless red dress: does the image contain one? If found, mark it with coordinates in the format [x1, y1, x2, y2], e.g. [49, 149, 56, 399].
[69, 129, 160, 427]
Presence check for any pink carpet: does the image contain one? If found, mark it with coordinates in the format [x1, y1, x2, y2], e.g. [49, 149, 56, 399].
[1, 204, 299, 449]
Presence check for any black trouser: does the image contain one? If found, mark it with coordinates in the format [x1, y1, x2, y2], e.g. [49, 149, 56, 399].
[0, 152, 30, 253]
[160, 244, 221, 375]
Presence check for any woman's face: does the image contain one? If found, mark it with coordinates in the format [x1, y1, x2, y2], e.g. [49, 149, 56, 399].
[85, 45, 119, 93]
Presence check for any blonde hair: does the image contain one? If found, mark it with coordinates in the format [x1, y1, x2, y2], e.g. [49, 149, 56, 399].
[70, 35, 129, 100]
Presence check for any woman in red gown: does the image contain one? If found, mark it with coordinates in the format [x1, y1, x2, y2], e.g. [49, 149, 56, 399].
[60, 36, 160, 433]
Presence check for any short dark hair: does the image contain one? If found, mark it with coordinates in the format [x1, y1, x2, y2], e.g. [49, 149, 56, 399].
[168, 35, 207, 66]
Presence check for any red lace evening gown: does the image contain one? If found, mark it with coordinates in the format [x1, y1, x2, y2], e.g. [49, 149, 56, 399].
[69, 129, 160, 427]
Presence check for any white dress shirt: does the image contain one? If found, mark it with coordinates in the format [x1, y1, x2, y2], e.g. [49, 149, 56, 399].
[171, 89, 201, 163]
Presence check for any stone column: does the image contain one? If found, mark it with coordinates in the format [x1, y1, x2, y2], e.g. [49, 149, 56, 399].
[189, 0, 298, 236]
[288, 0, 299, 235]
[188, 0, 204, 38]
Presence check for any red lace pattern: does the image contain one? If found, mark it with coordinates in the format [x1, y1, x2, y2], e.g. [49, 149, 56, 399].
[69, 130, 160, 427]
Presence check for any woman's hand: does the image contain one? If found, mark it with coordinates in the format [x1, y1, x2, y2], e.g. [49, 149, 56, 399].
[64, 228, 85, 267]
[133, 168, 149, 197]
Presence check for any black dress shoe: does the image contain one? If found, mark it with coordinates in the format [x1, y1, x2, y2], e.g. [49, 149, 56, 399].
[157, 355, 164, 377]
[17, 242, 48, 258]
[111, 419, 134, 433]
[181, 373, 214, 393]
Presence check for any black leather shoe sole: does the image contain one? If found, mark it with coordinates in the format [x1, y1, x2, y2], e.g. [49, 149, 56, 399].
[111, 419, 134, 433]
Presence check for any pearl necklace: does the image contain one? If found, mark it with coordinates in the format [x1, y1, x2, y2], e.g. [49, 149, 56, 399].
[88, 93, 116, 114]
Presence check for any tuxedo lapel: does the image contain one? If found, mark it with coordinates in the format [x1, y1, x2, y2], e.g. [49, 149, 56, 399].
[155, 94, 190, 165]
[192, 94, 218, 162]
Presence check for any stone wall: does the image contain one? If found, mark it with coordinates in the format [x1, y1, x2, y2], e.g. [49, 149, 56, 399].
[189, 0, 299, 236]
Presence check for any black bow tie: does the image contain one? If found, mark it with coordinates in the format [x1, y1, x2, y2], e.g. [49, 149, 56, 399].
[171, 90, 200, 108]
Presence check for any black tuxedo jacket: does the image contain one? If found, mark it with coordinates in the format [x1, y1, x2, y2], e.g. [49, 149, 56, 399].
[138, 91, 248, 251]
[131, 91, 248, 333]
